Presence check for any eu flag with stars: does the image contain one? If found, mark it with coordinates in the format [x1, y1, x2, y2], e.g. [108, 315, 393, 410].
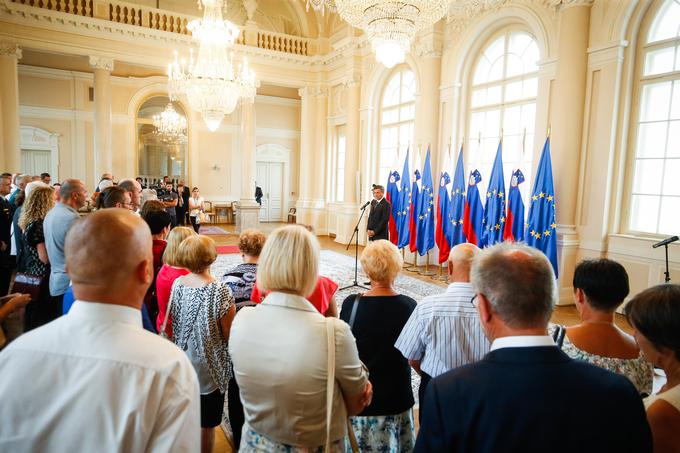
[525, 137, 558, 276]
[417, 148, 436, 256]
[462, 169, 484, 247]
[408, 169, 421, 254]
[503, 169, 525, 242]
[386, 170, 400, 245]
[396, 152, 411, 249]
[447, 147, 466, 248]
[482, 142, 506, 247]
[436, 169, 452, 264]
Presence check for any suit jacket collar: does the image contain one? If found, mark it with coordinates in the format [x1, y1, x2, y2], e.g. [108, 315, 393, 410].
[483, 346, 571, 364]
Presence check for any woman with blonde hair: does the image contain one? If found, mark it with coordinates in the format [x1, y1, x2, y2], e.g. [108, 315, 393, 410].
[230, 225, 372, 452]
[339, 239, 417, 452]
[169, 234, 236, 453]
[156, 226, 196, 337]
[17, 185, 57, 331]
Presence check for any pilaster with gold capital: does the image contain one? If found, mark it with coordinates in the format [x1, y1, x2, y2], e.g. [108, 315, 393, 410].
[0, 41, 23, 171]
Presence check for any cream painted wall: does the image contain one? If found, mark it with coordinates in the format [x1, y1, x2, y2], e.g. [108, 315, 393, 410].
[8, 0, 680, 307]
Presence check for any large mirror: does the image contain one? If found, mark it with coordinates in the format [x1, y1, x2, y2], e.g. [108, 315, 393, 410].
[136, 95, 187, 182]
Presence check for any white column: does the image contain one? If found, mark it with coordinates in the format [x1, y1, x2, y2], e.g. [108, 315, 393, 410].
[311, 87, 329, 233]
[0, 42, 22, 172]
[551, 1, 591, 229]
[343, 77, 361, 204]
[296, 86, 315, 226]
[89, 56, 114, 181]
[549, 0, 592, 303]
[237, 98, 260, 232]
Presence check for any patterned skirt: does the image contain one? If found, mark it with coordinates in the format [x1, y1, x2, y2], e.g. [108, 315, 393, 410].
[240, 424, 344, 453]
[345, 409, 416, 453]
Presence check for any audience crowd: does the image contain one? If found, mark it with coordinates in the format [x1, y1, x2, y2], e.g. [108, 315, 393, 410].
[0, 171, 679, 453]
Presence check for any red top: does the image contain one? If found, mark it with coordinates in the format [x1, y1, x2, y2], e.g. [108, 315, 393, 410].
[155, 264, 190, 337]
[152, 239, 167, 272]
[250, 275, 339, 315]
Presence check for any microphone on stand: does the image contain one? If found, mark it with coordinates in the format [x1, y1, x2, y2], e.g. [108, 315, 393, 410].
[360, 200, 371, 210]
[652, 236, 679, 248]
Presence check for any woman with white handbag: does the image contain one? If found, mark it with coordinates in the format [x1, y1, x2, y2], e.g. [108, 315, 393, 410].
[229, 225, 372, 452]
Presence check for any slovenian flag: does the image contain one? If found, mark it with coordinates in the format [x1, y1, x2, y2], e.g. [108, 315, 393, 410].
[462, 169, 484, 247]
[503, 169, 525, 242]
[386, 170, 401, 245]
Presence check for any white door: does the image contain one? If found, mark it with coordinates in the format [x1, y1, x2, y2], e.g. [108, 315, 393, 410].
[21, 149, 52, 176]
[256, 161, 284, 222]
[268, 162, 283, 222]
[256, 162, 268, 222]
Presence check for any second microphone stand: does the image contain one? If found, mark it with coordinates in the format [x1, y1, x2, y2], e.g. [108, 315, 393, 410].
[340, 204, 370, 291]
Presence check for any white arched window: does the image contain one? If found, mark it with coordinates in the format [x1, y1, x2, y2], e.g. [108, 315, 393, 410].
[378, 67, 416, 185]
[628, 0, 680, 234]
[467, 30, 539, 200]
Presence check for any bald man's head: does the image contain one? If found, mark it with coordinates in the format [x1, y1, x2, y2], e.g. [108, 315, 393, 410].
[65, 209, 153, 306]
[447, 243, 479, 283]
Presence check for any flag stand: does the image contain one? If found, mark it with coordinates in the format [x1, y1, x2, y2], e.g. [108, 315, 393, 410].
[433, 264, 448, 282]
[401, 248, 410, 269]
[418, 251, 436, 276]
[405, 253, 420, 272]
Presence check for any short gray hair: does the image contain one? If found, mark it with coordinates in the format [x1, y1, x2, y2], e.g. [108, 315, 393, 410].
[60, 179, 84, 201]
[118, 178, 141, 193]
[471, 242, 556, 328]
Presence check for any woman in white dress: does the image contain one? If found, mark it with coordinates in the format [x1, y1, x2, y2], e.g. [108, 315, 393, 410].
[188, 187, 205, 233]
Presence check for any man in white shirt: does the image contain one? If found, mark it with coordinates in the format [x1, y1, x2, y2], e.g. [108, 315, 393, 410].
[415, 242, 651, 452]
[395, 243, 488, 414]
[0, 209, 200, 452]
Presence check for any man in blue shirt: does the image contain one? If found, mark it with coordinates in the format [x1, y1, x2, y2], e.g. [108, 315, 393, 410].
[44, 179, 88, 310]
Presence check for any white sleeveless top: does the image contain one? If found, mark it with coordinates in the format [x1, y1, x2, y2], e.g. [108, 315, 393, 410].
[644, 383, 680, 412]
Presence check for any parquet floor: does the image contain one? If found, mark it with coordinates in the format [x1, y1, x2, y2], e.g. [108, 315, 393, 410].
[206, 221, 632, 452]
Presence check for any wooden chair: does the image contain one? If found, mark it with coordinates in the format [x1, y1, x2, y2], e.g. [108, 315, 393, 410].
[203, 201, 216, 224]
[287, 207, 296, 224]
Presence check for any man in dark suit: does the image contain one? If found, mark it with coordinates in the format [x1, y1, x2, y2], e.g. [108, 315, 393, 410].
[367, 185, 390, 242]
[415, 242, 652, 453]
[0, 173, 14, 295]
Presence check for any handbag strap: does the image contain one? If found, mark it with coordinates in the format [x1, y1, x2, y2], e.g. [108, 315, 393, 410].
[552, 324, 566, 349]
[347, 294, 362, 331]
[325, 317, 336, 453]
[160, 293, 174, 338]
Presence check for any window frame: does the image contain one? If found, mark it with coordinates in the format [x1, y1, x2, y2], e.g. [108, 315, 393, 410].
[622, 0, 680, 237]
[377, 66, 417, 187]
[465, 27, 539, 201]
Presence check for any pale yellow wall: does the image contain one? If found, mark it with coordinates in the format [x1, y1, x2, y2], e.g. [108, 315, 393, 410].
[18, 75, 73, 109]
[255, 103, 301, 130]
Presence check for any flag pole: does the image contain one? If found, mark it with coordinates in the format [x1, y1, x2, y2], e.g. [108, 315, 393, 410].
[406, 249, 419, 272]
[401, 248, 410, 269]
[418, 251, 437, 276]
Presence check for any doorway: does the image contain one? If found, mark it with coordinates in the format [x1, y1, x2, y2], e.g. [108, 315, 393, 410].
[256, 161, 284, 222]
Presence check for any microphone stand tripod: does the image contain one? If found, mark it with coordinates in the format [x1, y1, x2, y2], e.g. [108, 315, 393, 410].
[340, 204, 370, 291]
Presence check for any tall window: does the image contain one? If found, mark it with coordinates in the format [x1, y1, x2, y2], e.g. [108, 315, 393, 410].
[335, 126, 346, 202]
[379, 68, 416, 185]
[628, 0, 680, 234]
[467, 30, 539, 201]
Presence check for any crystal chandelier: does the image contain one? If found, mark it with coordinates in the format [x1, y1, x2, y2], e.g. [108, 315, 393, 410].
[167, 0, 257, 132]
[336, 1, 449, 68]
[153, 103, 187, 144]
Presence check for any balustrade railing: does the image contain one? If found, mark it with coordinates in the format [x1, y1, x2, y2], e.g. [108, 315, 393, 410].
[10, 0, 313, 56]
[257, 30, 310, 56]
[11, 0, 93, 17]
